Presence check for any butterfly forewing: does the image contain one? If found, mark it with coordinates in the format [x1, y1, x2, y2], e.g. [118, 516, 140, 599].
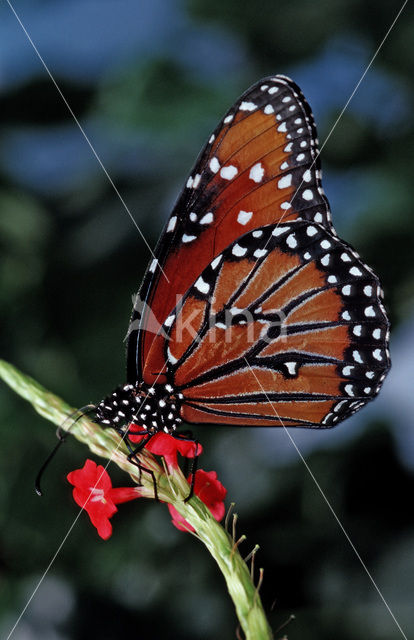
[128, 75, 333, 382]
[145, 221, 390, 428]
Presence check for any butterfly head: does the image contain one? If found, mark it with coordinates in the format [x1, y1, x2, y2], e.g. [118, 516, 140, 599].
[95, 382, 184, 434]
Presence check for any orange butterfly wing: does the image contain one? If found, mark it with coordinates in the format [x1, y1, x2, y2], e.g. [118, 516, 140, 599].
[144, 221, 390, 428]
[127, 75, 333, 383]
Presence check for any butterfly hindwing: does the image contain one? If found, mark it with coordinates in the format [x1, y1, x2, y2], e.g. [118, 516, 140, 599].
[127, 75, 334, 382]
[143, 221, 390, 428]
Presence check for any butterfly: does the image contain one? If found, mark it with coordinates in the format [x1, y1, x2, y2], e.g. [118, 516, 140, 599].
[95, 75, 390, 440]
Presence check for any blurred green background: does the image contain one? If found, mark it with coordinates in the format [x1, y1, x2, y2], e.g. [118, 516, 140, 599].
[1, 1, 414, 639]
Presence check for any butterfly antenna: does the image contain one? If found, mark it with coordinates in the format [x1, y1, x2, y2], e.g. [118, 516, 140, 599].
[35, 404, 96, 496]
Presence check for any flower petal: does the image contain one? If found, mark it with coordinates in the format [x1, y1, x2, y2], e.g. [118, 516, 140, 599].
[128, 427, 203, 469]
[93, 515, 113, 540]
[67, 459, 112, 493]
[109, 487, 141, 504]
[67, 459, 140, 539]
[167, 469, 227, 533]
[193, 470, 227, 510]
[167, 504, 195, 533]
[174, 438, 203, 460]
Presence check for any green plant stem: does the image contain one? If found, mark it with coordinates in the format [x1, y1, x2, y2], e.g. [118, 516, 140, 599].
[0, 359, 273, 640]
[169, 490, 273, 640]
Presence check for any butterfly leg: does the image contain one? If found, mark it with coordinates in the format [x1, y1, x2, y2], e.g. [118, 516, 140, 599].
[130, 459, 159, 502]
[171, 431, 200, 502]
[119, 432, 159, 501]
[124, 430, 153, 463]
[124, 439, 159, 501]
[127, 427, 152, 437]
[184, 446, 200, 502]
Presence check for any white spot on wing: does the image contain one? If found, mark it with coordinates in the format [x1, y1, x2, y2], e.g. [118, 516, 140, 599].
[239, 101, 257, 111]
[167, 216, 177, 232]
[353, 350, 363, 363]
[237, 210, 253, 225]
[232, 244, 247, 257]
[285, 361, 297, 375]
[200, 212, 214, 225]
[167, 347, 178, 365]
[211, 255, 222, 269]
[220, 165, 238, 180]
[278, 174, 292, 189]
[286, 233, 297, 248]
[164, 314, 175, 327]
[249, 162, 264, 183]
[272, 226, 290, 236]
[182, 234, 196, 243]
[364, 285, 373, 297]
[195, 276, 210, 294]
[264, 104, 274, 114]
[149, 259, 158, 273]
[209, 157, 220, 173]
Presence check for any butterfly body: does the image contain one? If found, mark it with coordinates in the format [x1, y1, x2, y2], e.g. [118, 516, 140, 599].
[95, 382, 183, 434]
[95, 75, 390, 440]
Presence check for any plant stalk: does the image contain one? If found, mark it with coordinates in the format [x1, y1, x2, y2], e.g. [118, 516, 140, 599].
[0, 359, 273, 639]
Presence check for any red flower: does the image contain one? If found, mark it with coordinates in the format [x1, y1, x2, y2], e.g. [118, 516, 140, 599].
[168, 469, 227, 532]
[67, 459, 139, 540]
[128, 427, 203, 469]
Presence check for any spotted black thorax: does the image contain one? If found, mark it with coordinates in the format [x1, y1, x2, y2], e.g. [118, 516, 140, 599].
[95, 382, 184, 435]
